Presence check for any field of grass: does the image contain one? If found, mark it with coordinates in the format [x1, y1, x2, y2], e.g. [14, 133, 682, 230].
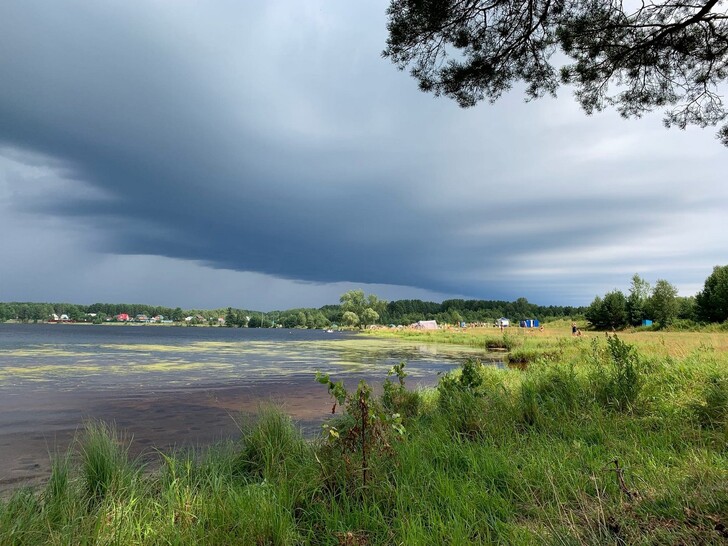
[1, 329, 726, 544]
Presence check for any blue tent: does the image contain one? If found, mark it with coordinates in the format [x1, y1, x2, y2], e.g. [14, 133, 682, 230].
[519, 319, 540, 328]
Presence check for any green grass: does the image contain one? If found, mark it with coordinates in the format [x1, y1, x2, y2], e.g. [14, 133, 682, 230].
[1, 333, 727, 544]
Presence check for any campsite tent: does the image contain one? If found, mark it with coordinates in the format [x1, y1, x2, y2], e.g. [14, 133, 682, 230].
[519, 319, 540, 328]
[414, 320, 438, 330]
[495, 318, 510, 327]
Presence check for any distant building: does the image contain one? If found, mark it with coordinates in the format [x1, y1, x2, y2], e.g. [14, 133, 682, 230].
[116, 313, 131, 322]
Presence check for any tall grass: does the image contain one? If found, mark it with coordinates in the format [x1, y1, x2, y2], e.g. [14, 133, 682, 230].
[80, 421, 137, 503]
[1, 333, 727, 544]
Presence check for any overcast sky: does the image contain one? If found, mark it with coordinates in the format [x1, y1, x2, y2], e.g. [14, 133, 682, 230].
[1, 1, 726, 310]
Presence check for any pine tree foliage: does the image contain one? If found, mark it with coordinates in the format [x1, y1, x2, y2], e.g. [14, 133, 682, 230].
[384, 0, 728, 144]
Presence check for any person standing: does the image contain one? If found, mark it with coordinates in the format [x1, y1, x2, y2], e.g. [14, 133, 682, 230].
[571, 322, 577, 336]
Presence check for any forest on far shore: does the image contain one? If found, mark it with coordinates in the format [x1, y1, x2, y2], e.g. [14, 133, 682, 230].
[0, 297, 583, 329]
[2, 265, 726, 330]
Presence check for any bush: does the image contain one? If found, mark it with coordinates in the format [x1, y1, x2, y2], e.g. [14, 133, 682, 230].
[590, 335, 643, 412]
[316, 376, 405, 492]
[486, 339, 508, 350]
[436, 359, 508, 439]
[382, 362, 421, 418]
[437, 359, 484, 405]
[502, 331, 519, 351]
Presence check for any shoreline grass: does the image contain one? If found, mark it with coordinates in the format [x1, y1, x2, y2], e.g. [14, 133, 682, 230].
[1, 331, 727, 544]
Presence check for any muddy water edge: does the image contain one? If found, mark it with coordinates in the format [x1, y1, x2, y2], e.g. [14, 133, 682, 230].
[0, 324, 502, 494]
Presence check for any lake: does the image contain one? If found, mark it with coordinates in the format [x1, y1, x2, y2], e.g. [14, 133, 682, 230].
[0, 324, 499, 492]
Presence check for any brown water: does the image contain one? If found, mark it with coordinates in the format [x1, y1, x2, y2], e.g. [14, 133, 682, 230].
[0, 324, 500, 493]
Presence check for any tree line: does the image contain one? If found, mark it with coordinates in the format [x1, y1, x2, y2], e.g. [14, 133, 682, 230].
[5, 266, 725, 329]
[586, 266, 728, 329]
[0, 291, 585, 327]
[0, 302, 226, 324]
[212, 290, 587, 328]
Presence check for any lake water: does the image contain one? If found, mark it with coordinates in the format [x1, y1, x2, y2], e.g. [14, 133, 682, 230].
[0, 324, 498, 492]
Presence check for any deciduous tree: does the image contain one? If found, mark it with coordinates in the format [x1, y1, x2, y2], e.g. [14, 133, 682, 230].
[627, 274, 651, 326]
[340, 290, 386, 327]
[649, 279, 679, 328]
[696, 265, 728, 322]
[586, 290, 628, 329]
[342, 311, 360, 327]
[361, 307, 380, 328]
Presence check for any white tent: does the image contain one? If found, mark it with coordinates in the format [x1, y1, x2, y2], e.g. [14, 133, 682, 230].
[414, 320, 438, 330]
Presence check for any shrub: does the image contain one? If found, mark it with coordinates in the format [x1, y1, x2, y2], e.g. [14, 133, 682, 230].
[486, 339, 507, 350]
[437, 359, 501, 439]
[316, 375, 404, 490]
[460, 358, 484, 390]
[502, 331, 519, 351]
[437, 359, 484, 408]
[382, 361, 421, 418]
[590, 335, 643, 412]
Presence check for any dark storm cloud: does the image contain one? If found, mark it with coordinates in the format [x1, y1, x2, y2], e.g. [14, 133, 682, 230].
[1, 1, 726, 305]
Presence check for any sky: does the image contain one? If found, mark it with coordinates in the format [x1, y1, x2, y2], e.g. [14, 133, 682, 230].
[1, 1, 726, 311]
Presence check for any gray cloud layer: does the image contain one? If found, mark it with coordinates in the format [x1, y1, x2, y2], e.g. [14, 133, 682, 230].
[1, 1, 726, 307]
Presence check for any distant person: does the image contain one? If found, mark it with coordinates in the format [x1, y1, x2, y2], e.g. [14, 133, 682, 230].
[571, 322, 577, 336]
[539, 325, 544, 332]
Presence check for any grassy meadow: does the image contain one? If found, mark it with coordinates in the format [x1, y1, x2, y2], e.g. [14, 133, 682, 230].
[1, 325, 726, 544]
